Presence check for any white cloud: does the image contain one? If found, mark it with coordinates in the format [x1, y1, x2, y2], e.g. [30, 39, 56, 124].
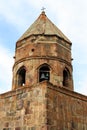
[0, 45, 14, 93]
[75, 77, 87, 96]
[0, 0, 31, 30]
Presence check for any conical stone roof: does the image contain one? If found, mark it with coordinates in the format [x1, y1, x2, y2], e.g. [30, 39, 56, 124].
[18, 11, 71, 43]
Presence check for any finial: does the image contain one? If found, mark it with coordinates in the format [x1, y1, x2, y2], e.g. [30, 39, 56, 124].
[41, 7, 46, 12]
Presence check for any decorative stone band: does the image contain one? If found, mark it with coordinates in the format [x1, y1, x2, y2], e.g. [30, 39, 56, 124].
[13, 56, 72, 69]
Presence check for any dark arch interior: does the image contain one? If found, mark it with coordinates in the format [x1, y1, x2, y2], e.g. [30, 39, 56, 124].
[63, 69, 69, 87]
[39, 65, 50, 82]
[18, 68, 26, 86]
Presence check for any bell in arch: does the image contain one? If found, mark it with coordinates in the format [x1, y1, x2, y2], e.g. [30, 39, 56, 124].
[46, 72, 49, 77]
[39, 64, 50, 82]
[40, 73, 46, 79]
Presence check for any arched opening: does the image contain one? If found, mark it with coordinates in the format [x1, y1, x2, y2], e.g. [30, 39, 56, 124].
[17, 67, 26, 87]
[39, 64, 50, 82]
[63, 69, 70, 87]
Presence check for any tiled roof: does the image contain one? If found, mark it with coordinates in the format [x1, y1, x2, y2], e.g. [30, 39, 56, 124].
[18, 11, 71, 43]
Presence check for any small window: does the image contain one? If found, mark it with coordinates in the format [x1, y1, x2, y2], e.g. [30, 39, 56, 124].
[63, 68, 69, 87]
[39, 65, 50, 82]
[17, 67, 26, 87]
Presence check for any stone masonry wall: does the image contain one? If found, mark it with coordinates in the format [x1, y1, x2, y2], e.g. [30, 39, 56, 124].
[0, 82, 47, 130]
[46, 83, 87, 130]
[12, 35, 73, 90]
[0, 81, 87, 130]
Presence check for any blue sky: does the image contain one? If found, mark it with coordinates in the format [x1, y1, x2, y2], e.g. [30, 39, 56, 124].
[0, 0, 87, 95]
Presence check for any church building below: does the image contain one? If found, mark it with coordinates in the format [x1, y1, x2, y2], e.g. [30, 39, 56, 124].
[0, 11, 87, 130]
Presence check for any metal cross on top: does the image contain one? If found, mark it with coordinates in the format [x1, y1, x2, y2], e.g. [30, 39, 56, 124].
[41, 7, 46, 12]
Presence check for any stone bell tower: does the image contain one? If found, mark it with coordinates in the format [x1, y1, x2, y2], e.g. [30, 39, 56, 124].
[12, 11, 73, 90]
[1, 11, 87, 130]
